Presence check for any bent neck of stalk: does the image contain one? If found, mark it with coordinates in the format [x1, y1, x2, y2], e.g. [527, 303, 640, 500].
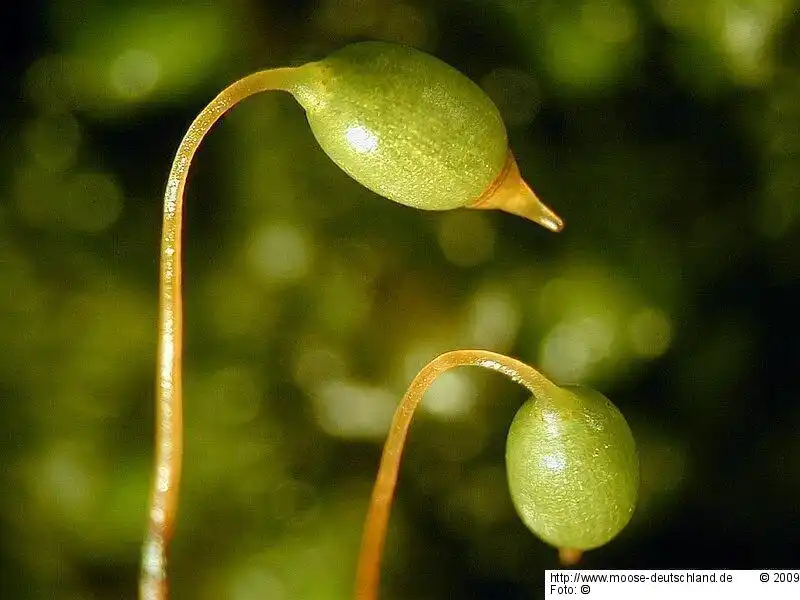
[354, 349, 567, 600]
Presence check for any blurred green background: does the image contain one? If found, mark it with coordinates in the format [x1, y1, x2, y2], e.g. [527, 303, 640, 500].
[2, 0, 799, 598]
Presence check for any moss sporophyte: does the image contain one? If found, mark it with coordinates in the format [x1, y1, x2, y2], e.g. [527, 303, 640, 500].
[141, 41, 637, 600]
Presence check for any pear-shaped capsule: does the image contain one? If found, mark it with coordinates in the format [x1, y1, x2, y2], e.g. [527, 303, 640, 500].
[505, 385, 638, 550]
[287, 42, 563, 231]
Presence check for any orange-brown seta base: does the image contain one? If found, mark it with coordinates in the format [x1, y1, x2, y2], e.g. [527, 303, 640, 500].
[558, 547, 584, 566]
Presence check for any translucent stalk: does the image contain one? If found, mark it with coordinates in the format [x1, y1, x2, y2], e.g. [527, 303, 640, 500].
[353, 349, 562, 600]
[139, 67, 299, 600]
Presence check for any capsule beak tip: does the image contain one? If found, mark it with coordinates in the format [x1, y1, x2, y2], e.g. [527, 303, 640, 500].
[524, 186, 564, 233]
[523, 201, 565, 233]
[540, 214, 565, 233]
[466, 156, 565, 232]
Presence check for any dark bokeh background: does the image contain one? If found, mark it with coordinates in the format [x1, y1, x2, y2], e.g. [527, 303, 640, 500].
[2, 0, 799, 598]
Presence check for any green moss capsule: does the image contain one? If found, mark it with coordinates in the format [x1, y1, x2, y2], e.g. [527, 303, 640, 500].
[288, 42, 563, 231]
[290, 42, 505, 211]
[505, 385, 638, 550]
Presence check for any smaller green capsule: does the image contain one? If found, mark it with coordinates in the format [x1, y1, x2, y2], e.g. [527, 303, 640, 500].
[505, 386, 638, 551]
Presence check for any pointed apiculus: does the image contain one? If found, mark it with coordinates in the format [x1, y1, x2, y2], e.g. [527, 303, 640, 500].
[468, 152, 563, 231]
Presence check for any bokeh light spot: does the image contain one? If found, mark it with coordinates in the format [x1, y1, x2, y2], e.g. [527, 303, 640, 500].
[437, 210, 495, 267]
[462, 287, 520, 351]
[541, 316, 615, 382]
[312, 380, 396, 439]
[628, 307, 672, 358]
[314, 0, 433, 47]
[204, 366, 262, 425]
[422, 369, 477, 420]
[14, 167, 123, 232]
[23, 54, 76, 110]
[64, 172, 124, 231]
[247, 223, 312, 283]
[23, 113, 81, 172]
[31, 444, 97, 524]
[110, 49, 160, 99]
[481, 68, 541, 127]
[227, 565, 285, 600]
[581, 0, 636, 44]
[293, 342, 348, 392]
